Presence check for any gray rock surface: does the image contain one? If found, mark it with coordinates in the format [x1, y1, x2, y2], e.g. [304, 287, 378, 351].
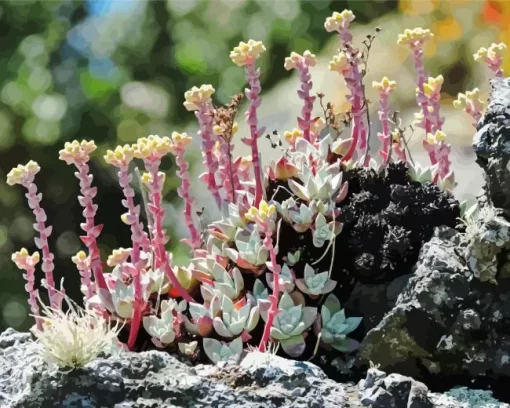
[473, 77, 510, 216]
[356, 223, 510, 392]
[1, 327, 506, 408]
[0, 327, 355, 408]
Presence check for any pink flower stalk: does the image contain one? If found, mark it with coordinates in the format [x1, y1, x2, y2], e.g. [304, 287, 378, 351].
[325, 10, 355, 47]
[397, 28, 437, 164]
[105, 144, 152, 350]
[245, 62, 266, 207]
[474, 43, 506, 78]
[231, 157, 243, 194]
[230, 40, 267, 207]
[169, 132, 202, 250]
[11, 248, 43, 331]
[258, 231, 280, 353]
[118, 166, 150, 259]
[391, 131, 408, 163]
[325, 11, 368, 163]
[328, 52, 367, 163]
[373, 77, 397, 163]
[71, 250, 94, 301]
[423, 130, 453, 181]
[284, 51, 318, 143]
[59, 141, 111, 308]
[232, 155, 254, 199]
[6, 161, 61, 310]
[453, 88, 486, 127]
[134, 136, 194, 303]
[216, 139, 237, 203]
[244, 201, 280, 352]
[422, 75, 445, 134]
[184, 85, 222, 209]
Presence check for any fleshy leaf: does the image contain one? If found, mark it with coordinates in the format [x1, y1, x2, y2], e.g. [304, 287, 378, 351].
[280, 335, 306, 357]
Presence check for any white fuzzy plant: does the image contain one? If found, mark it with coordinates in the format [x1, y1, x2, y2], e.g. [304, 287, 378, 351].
[30, 289, 124, 371]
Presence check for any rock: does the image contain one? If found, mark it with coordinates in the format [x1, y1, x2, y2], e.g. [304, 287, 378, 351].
[356, 223, 510, 398]
[473, 77, 510, 216]
[430, 387, 510, 408]
[1, 329, 508, 408]
[0, 329, 352, 408]
[0, 327, 32, 349]
[359, 369, 432, 408]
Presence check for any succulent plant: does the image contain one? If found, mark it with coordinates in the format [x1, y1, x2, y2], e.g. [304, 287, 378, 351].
[110, 277, 146, 320]
[143, 299, 185, 348]
[274, 198, 315, 232]
[7, 8, 476, 369]
[213, 295, 259, 339]
[270, 292, 317, 357]
[288, 160, 345, 203]
[408, 162, 435, 183]
[183, 296, 221, 337]
[313, 213, 343, 248]
[203, 336, 244, 364]
[209, 203, 247, 242]
[295, 264, 337, 297]
[225, 228, 269, 271]
[198, 262, 245, 302]
[266, 263, 295, 293]
[317, 294, 362, 352]
[286, 250, 301, 266]
[178, 341, 198, 357]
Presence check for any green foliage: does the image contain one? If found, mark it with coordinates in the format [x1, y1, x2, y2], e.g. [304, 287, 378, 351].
[0, 0, 397, 333]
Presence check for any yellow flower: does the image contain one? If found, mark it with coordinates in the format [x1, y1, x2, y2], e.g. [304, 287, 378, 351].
[133, 135, 173, 160]
[140, 172, 153, 185]
[245, 200, 276, 223]
[104, 144, 135, 167]
[324, 10, 355, 33]
[421, 75, 444, 98]
[426, 130, 447, 144]
[284, 50, 317, 71]
[453, 88, 484, 109]
[12, 248, 40, 269]
[183, 84, 215, 111]
[171, 132, 192, 150]
[397, 28, 434, 47]
[284, 128, 303, 145]
[372, 77, 397, 93]
[71, 251, 88, 265]
[230, 39, 266, 67]
[328, 53, 349, 73]
[6, 161, 41, 186]
[391, 130, 401, 143]
[59, 140, 97, 165]
[474, 42, 506, 64]
[232, 122, 239, 134]
[107, 248, 131, 267]
[120, 213, 129, 225]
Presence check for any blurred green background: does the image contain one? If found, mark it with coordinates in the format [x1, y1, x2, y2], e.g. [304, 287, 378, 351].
[0, 0, 505, 332]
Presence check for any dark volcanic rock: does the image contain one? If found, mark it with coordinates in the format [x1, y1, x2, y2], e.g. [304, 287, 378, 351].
[473, 77, 510, 216]
[356, 222, 510, 401]
[270, 161, 460, 308]
[1, 328, 507, 408]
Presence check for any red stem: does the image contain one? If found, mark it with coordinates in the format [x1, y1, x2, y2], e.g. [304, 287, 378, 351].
[258, 232, 280, 352]
[146, 162, 193, 303]
[245, 63, 264, 207]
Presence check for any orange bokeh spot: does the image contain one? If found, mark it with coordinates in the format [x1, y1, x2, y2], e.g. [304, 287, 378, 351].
[432, 17, 463, 43]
